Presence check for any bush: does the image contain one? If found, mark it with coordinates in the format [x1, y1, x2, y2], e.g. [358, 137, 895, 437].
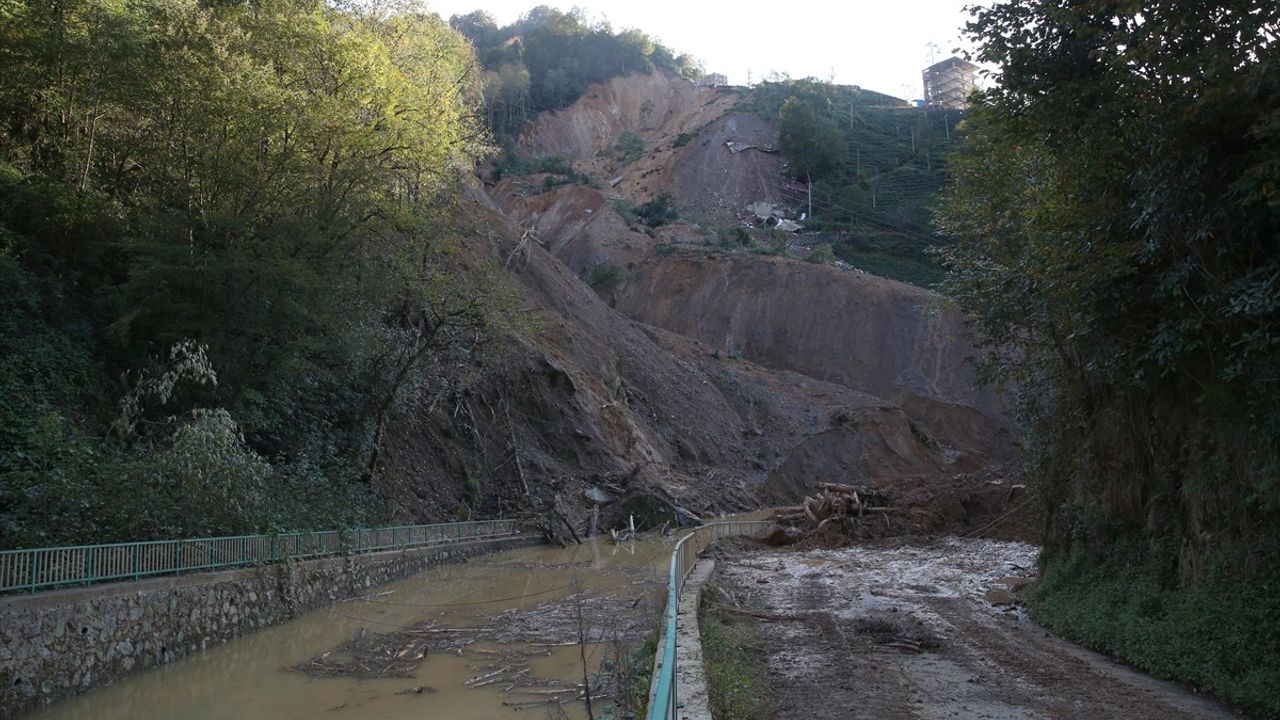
[832, 243, 943, 287]
[803, 243, 836, 264]
[715, 225, 752, 250]
[752, 232, 791, 256]
[615, 131, 645, 163]
[612, 198, 638, 226]
[635, 194, 678, 226]
[497, 154, 571, 177]
[673, 132, 694, 148]
[586, 264, 622, 295]
[1028, 545, 1280, 718]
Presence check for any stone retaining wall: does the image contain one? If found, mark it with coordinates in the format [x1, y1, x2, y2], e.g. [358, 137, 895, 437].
[0, 534, 539, 718]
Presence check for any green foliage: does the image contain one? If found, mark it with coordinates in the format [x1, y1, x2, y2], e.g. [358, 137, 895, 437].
[751, 233, 790, 257]
[612, 198, 638, 226]
[638, 99, 655, 127]
[779, 97, 847, 180]
[621, 632, 658, 714]
[492, 154, 592, 190]
[833, 239, 944, 288]
[752, 78, 960, 281]
[803, 243, 836, 265]
[1028, 545, 1280, 718]
[699, 585, 774, 720]
[452, 7, 698, 141]
[939, 0, 1280, 706]
[673, 132, 695, 148]
[586, 263, 622, 296]
[715, 225, 752, 250]
[498, 154, 574, 176]
[615, 130, 646, 163]
[0, 1, 515, 546]
[634, 194, 678, 226]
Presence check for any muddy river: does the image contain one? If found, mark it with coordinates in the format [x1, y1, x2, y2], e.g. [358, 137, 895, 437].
[30, 537, 673, 720]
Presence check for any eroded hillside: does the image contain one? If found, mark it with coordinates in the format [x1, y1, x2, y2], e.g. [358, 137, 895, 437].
[379, 71, 1022, 536]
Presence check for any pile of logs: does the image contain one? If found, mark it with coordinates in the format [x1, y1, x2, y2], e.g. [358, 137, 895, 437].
[774, 483, 897, 528]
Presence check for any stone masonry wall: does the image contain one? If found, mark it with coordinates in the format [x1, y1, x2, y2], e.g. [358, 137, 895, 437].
[0, 535, 539, 718]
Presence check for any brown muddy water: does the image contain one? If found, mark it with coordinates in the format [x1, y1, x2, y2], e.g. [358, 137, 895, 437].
[30, 536, 673, 720]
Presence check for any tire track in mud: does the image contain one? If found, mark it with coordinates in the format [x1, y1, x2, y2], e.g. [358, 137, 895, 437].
[716, 539, 1237, 720]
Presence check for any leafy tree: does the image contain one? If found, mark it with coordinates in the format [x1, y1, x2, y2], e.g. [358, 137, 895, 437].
[938, 2, 1280, 712]
[0, 0, 518, 545]
[454, 5, 696, 142]
[778, 96, 847, 180]
[449, 9, 499, 46]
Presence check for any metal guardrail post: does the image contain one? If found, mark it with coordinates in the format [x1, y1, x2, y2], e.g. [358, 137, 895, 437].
[646, 516, 775, 720]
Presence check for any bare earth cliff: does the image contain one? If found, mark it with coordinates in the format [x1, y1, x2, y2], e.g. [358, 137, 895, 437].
[378, 72, 1022, 535]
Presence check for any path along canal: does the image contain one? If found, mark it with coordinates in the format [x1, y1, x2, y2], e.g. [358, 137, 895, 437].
[28, 536, 673, 720]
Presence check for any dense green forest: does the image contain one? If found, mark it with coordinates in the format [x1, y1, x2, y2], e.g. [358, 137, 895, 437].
[938, 0, 1280, 714]
[747, 79, 963, 286]
[448, 6, 700, 143]
[0, 0, 520, 547]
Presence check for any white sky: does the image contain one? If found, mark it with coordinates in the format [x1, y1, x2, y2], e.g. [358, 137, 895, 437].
[424, 1, 981, 101]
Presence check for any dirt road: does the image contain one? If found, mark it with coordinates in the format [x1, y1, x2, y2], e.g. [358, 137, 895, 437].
[714, 538, 1238, 720]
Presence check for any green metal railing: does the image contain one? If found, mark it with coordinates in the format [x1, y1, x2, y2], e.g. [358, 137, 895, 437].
[0, 519, 520, 594]
[647, 512, 774, 720]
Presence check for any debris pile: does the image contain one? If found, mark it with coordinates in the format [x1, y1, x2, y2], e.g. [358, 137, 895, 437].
[771, 483, 899, 532]
[291, 627, 435, 679]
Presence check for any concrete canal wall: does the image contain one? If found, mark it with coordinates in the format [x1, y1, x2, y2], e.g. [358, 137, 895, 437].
[0, 534, 540, 718]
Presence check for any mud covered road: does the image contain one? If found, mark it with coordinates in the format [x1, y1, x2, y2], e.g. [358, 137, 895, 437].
[715, 538, 1238, 720]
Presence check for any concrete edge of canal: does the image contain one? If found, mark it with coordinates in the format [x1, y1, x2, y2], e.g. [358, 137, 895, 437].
[0, 534, 542, 719]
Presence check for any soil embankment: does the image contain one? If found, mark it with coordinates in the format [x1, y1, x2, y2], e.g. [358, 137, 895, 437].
[382, 70, 1021, 532]
[376, 202, 963, 528]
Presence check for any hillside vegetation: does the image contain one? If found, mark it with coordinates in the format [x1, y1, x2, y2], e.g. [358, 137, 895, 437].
[748, 79, 963, 286]
[0, 0, 517, 546]
[938, 1, 1280, 714]
[448, 6, 700, 143]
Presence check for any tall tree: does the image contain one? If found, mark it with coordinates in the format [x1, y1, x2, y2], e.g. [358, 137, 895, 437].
[0, 0, 515, 545]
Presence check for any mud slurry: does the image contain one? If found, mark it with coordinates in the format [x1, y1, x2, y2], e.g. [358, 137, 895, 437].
[715, 538, 1239, 720]
[27, 538, 669, 720]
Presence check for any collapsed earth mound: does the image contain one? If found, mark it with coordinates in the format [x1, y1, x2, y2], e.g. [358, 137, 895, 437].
[384, 72, 1024, 538]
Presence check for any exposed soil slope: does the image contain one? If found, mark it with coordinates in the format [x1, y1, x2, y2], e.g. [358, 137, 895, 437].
[377, 202, 961, 528]
[385, 72, 1019, 533]
[611, 252, 1016, 464]
[513, 71, 782, 218]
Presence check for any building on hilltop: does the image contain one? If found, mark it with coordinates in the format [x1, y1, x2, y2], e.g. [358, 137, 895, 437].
[922, 56, 978, 109]
[697, 72, 728, 88]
